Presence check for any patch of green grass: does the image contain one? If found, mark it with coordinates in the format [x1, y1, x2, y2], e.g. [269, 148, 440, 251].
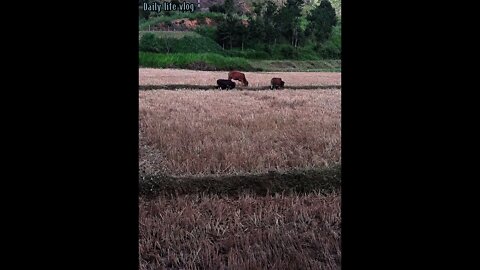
[139, 52, 256, 71]
[249, 59, 341, 72]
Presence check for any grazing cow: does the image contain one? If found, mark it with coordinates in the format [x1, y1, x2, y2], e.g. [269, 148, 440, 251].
[228, 71, 249, 86]
[217, 79, 236, 90]
[270, 78, 285, 90]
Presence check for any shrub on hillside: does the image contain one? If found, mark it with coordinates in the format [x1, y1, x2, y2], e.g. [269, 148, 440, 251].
[276, 44, 299, 59]
[194, 26, 217, 41]
[319, 43, 340, 59]
[139, 33, 161, 52]
[139, 34, 223, 54]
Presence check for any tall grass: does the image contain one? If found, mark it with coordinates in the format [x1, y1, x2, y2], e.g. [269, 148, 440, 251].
[139, 52, 255, 71]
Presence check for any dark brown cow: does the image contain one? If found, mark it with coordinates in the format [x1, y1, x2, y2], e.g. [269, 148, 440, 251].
[217, 79, 236, 90]
[228, 71, 249, 86]
[270, 78, 285, 90]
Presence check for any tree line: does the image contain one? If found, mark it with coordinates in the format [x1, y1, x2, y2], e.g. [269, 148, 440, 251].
[139, 0, 339, 57]
[216, 0, 337, 51]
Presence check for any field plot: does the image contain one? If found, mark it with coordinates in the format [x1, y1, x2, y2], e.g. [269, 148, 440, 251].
[139, 90, 341, 177]
[139, 68, 341, 87]
[140, 192, 341, 270]
[139, 84, 341, 270]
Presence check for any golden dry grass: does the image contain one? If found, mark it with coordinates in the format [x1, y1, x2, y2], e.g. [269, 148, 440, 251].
[139, 68, 341, 87]
[140, 192, 341, 270]
[139, 89, 341, 177]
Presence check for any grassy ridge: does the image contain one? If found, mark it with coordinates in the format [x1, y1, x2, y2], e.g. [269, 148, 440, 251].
[140, 165, 341, 198]
[139, 52, 256, 71]
[139, 52, 340, 72]
[250, 59, 341, 72]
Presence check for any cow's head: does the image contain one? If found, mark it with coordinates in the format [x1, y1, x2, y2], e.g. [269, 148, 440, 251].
[243, 79, 249, 86]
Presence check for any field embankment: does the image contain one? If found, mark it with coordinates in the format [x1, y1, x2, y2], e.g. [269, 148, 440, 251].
[139, 85, 341, 91]
[140, 165, 340, 197]
[249, 59, 341, 72]
[139, 68, 341, 87]
[139, 86, 342, 270]
[139, 52, 257, 71]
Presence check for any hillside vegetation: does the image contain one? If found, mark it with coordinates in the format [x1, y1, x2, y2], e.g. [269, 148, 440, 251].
[139, 0, 340, 70]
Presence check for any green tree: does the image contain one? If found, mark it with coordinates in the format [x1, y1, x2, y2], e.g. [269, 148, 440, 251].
[251, 1, 263, 17]
[274, 0, 305, 48]
[246, 16, 265, 47]
[263, 0, 278, 46]
[307, 0, 337, 43]
[209, 4, 225, 13]
[216, 14, 237, 49]
[234, 19, 248, 50]
[216, 13, 248, 50]
[224, 0, 235, 15]
[245, 0, 278, 47]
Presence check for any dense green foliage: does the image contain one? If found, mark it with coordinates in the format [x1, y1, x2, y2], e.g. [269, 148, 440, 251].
[138, 0, 341, 60]
[306, 0, 337, 43]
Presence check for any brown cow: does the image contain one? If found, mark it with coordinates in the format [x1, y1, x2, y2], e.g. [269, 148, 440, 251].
[228, 71, 249, 86]
[270, 78, 285, 90]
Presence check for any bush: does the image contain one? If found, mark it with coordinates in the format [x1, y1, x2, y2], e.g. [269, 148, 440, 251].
[194, 26, 217, 41]
[280, 45, 295, 58]
[318, 43, 340, 59]
[222, 49, 270, 59]
[139, 33, 162, 53]
[318, 24, 341, 59]
[269, 44, 300, 59]
[176, 36, 223, 53]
